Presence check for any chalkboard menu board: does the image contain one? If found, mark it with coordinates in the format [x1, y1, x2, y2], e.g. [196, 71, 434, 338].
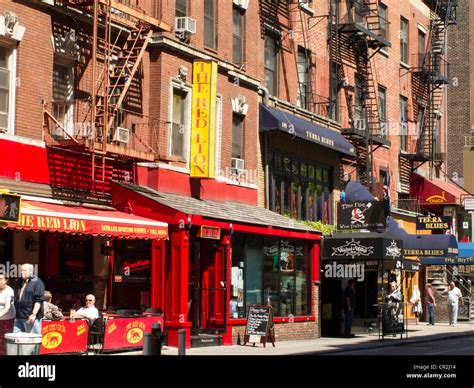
[243, 305, 275, 347]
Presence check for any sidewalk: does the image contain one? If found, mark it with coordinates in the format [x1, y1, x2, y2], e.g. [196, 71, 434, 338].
[118, 321, 474, 356]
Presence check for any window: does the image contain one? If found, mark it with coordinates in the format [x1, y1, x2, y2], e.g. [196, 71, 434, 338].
[378, 85, 387, 138]
[0, 46, 15, 134]
[378, 3, 388, 40]
[175, 0, 188, 17]
[329, 62, 339, 121]
[297, 48, 312, 110]
[232, 114, 243, 159]
[52, 61, 74, 136]
[232, 6, 244, 64]
[418, 29, 426, 68]
[400, 17, 409, 64]
[264, 33, 279, 96]
[433, 113, 441, 155]
[170, 87, 190, 159]
[400, 96, 408, 151]
[204, 0, 216, 49]
[230, 235, 310, 318]
[270, 152, 332, 222]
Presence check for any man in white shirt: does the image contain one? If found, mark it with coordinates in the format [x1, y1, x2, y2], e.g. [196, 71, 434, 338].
[73, 294, 99, 323]
[447, 281, 463, 327]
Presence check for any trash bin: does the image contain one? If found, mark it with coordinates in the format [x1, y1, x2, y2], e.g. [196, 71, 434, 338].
[5, 333, 42, 355]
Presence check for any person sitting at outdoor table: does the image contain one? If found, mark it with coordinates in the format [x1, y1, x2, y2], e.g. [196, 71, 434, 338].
[43, 290, 63, 320]
[72, 294, 99, 323]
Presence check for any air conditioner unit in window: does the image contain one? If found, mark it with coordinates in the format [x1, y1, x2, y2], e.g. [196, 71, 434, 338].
[175, 17, 197, 34]
[112, 127, 130, 145]
[233, 0, 250, 11]
[231, 158, 245, 176]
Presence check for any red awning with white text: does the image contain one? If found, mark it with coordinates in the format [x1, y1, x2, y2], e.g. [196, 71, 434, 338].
[3, 200, 168, 239]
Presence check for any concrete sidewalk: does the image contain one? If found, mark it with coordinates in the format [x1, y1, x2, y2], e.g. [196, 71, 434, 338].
[118, 321, 474, 356]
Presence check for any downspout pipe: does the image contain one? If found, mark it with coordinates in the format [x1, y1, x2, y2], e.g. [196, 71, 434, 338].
[258, 86, 270, 209]
[258, 86, 270, 106]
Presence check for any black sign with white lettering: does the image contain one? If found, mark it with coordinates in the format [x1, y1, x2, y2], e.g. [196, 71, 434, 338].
[416, 216, 452, 231]
[322, 236, 403, 261]
[337, 201, 387, 230]
[245, 305, 271, 336]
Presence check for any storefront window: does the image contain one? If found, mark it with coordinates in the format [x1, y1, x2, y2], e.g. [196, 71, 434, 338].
[270, 151, 332, 222]
[231, 234, 310, 319]
[114, 240, 152, 282]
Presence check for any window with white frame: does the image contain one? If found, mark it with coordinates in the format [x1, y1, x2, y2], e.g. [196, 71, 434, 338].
[52, 61, 74, 137]
[169, 82, 191, 160]
[0, 45, 15, 134]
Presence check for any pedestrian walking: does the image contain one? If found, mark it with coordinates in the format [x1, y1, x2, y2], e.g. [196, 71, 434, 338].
[14, 263, 45, 334]
[0, 273, 15, 355]
[410, 285, 422, 325]
[425, 283, 436, 326]
[447, 281, 463, 327]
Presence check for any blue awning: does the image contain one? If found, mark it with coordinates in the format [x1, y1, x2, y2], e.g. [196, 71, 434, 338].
[459, 243, 474, 257]
[420, 257, 474, 265]
[260, 104, 356, 157]
[344, 181, 459, 257]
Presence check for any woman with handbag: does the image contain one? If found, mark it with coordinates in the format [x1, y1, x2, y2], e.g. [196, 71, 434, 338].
[410, 285, 422, 325]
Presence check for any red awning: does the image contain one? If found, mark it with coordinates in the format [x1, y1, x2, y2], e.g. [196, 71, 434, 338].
[410, 174, 469, 206]
[4, 200, 168, 239]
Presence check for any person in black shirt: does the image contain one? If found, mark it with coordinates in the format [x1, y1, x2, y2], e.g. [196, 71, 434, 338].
[14, 264, 45, 334]
[343, 279, 356, 337]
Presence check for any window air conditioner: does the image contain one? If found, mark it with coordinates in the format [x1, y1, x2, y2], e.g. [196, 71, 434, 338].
[231, 158, 245, 176]
[175, 17, 197, 34]
[112, 127, 130, 145]
[233, 0, 250, 11]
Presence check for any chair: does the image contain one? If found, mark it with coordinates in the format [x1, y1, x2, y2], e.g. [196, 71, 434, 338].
[88, 316, 105, 354]
[115, 309, 142, 317]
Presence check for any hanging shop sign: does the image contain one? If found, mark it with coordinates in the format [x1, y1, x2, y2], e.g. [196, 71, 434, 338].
[337, 201, 387, 230]
[190, 60, 218, 178]
[0, 192, 21, 223]
[416, 216, 452, 231]
[199, 225, 221, 240]
[322, 234, 403, 261]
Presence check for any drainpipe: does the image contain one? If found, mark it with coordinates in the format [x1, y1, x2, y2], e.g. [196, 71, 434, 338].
[258, 86, 270, 209]
[258, 86, 270, 106]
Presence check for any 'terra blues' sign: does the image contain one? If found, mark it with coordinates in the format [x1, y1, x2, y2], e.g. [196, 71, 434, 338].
[337, 201, 387, 230]
[416, 216, 451, 231]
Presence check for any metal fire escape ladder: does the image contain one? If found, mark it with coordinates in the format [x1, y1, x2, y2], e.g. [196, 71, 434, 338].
[412, 0, 456, 176]
[332, 0, 389, 191]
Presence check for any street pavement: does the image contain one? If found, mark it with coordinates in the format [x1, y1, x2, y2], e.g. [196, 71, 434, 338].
[118, 321, 474, 356]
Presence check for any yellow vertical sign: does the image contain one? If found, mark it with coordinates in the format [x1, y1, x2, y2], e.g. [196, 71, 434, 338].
[190, 60, 217, 178]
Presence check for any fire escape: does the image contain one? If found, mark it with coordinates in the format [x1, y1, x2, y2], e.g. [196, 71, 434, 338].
[42, 0, 170, 196]
[329, 0, 390, 192]
[401, 0, 457, 185]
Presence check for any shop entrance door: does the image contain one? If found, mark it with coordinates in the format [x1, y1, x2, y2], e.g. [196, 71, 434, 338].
[192, 240, 228, 335]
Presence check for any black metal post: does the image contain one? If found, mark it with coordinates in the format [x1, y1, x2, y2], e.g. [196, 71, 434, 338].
[178, 329, 186, 356]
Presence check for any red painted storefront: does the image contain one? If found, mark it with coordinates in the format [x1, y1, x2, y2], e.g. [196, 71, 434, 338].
[111, 176, 321, 348]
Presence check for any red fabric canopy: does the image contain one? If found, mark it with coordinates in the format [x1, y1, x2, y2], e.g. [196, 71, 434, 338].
[410, 174, 469, 206]
[5, 200, 168, 239]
